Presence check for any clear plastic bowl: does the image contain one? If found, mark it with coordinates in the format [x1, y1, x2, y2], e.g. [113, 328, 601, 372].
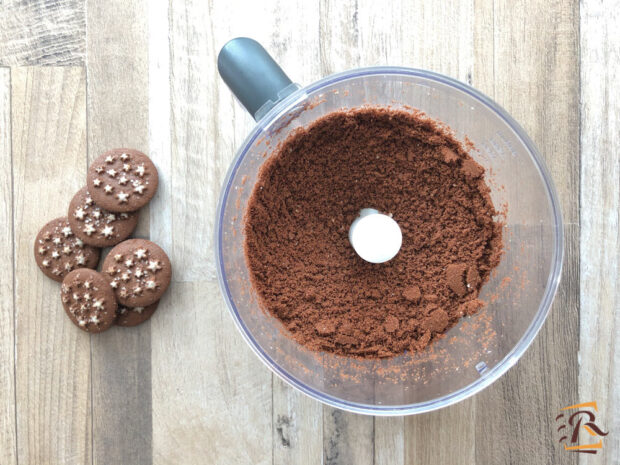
[215, 67, 563, 415]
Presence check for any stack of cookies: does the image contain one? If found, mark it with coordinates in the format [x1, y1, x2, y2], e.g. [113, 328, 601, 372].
[34, 148, 171, 333]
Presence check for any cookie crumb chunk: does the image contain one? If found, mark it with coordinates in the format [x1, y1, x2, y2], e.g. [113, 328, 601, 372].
[403, 285, 421, 303]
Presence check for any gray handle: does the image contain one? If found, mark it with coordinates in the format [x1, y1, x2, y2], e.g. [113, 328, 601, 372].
[218, 38, 298, 121]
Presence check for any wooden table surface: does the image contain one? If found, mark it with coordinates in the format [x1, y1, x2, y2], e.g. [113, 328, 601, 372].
[0, 1, 618, 464]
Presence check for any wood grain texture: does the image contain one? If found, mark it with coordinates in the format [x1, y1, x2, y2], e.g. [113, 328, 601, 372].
[273, 376, 323, 465]
[152, 282, 272, 465]
[151, 1, 275, 464]
[0, 67, 17, 465]
[395, 2, 479, 463]
[374, 417, 404, 465]
[323, 409, 374, 465]
[580, 1, 620, 463]
[12, 67, 90, 465]
[473, 1, 580, 464]
[1, 0, 619, 464]
[86, 0, 152, 463]
[0, 0, 84, 66]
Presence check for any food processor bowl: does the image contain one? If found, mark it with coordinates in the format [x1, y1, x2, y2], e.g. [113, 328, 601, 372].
[214, 38, 563, 415]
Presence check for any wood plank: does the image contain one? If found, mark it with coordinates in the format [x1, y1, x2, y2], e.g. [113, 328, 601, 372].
[0, 67, 17, 465]
[323, 409, 374, 465]
[152, 282, 273, 464]
[86, 0, 151, 463]
[406, 400, 475, 464]
[474, 1, 580, 464]
[375, 417, 404, 465]
[273, 377, 323, 465]
[12, 66, 91, 465]
[317, 1, 377, 460]
[579, 2, 620, 463]
[150, 0, 274, 463]
[0, 0, 85, 66]
[259, 2, 327, 463]
[394, 0, 478, 463]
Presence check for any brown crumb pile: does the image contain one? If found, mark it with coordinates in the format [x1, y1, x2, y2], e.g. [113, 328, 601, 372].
[244, 107, 503, 358]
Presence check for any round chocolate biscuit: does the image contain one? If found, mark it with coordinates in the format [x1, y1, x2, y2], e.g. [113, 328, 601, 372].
[87, 148, 158, 212]
[61, 269, 117, 333]
[68, 187, 139, 247]
[116, 301, 159, 327]
[34, 217, 100, 282]
[102, 239, 171, 307]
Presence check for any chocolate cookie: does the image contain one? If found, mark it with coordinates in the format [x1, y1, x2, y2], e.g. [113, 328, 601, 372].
[102, 239, 171, 306]
[116, 301, 159, 327]
[34, 217, 100, 282]
[68, 187, 139, 247]
[87, 148, 158, 212]
[61, 269, 117, 333]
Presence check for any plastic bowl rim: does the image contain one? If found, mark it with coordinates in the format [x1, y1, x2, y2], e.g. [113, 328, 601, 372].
[214, 66, 564, 416]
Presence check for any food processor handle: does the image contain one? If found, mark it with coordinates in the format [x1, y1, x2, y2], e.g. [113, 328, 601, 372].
[218, 37, 299, 121]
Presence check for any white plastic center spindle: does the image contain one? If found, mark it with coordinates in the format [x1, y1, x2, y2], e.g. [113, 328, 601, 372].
[349, 208, 402, 263]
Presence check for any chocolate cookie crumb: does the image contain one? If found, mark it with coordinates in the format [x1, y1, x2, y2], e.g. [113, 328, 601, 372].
[244, 107, 503, 358]
[446, 263, 468, 296]
[403, 286, 421, 303]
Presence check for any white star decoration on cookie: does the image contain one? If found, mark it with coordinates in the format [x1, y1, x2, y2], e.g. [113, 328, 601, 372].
[134, 307, 144, 314]
[53, 237, 61, 245]
[134, 268, 144, 278]
[117, 191, 129, 203]
[62, 226, 73, 237]
[75, 238, 84, 247]
[135, 164, 145, 177]
[146, 280, 157, 290]
[123, 163, 131, 172]
[92, 299, 104, 310]
[104, 185, 113, 194]
[38, 246, 46, 254]
[119, 176, 128, 185]
[105, 155, 115, 163]
[120, 153, 129, 161]
[102, 225, 114, 238]
[121, 273, 130, 282]
[64, 263, 72, 272]
[133, 183, 145, 194]
[85, 196, 94, 206]
[114, 254, 123, 262]
[76, 254, 86, 265]
[52, 251, 60, 259]
[124, 259, 133, 267]
[42, 259, 50, 267]
[93, 178, 101, 187]
[134, 249, 147, 259]
[106, 214, 116, 222]
[84, 224, 96, 236]
[147, 260, 161, 272]
[110, 280, 118, 289]
[75, 208, 85, 220]
[133, 286, 142, 295]
[92, 210, 101, 219]
[63, 245, 71, 255]
[90, 315, 100, 324]
[106, 169, 117, 178]
[95, 167, 104, 174]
